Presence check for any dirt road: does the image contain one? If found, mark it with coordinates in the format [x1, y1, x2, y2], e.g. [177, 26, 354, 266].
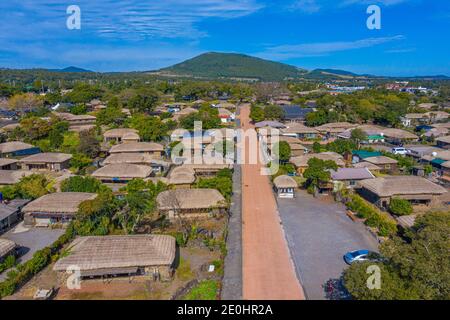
[240, 105, 305, 300]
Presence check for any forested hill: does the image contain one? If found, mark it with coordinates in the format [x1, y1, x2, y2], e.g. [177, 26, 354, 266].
[154, 52, 308, 81]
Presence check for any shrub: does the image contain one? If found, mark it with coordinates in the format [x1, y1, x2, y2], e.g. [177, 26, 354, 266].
[389, 198, 413, 216]
[347, 194, 398, 237]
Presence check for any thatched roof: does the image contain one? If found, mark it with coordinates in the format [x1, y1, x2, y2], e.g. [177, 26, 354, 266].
[282, 123, 318, 134]
[290, 152, 345, 167]
[53, 235, 176, 272]
[22, 192, 97, 214]
[0, 158, 18, 167]
[56, 112, 96, 121]
[273, 175, 297, 188]
[69, 125, 96, 132]
[0, 170, 34, 185]
[364, 156, 398, 165]
[103, 153, 170, 167]
[103, 128, 139, 138]
[255, 121, 285, 129]
[0, 239, 16, 258]
[168, 166, 196, 185]
[0, 141, 36, 154]
[358, 176, 447, 197]
[315, 122, 358, 133]
[109, 142, 164, 153]
[437, 135, 450, 144]
[353, 162, 382, 171]
[92, 164, 153, 179]
[331, 168, 374, 180]
[381, 128, 418, 140]
[20, 152, 72, 164]
[157, 189, 226, 210]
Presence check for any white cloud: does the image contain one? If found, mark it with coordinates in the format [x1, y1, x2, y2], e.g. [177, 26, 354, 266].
[0, 0, 264, 40]
[257, 35, 405, 59]
[288, 0, 415, 13]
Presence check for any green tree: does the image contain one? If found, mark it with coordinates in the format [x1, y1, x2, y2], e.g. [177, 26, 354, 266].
[389, 198, 413, 216]
[249, 105, 265, 123]
[61, 176, 105, 193]
[272, 141, 291, 162]
[70, 153, 93, 172]
[350, 128, 368, 149]
[128, 87, 160, 113]
[264, 105, 284, 120]
[343, 211, 450, 300]
[14, 174, 53, 200]
[303, 158, 338, 192]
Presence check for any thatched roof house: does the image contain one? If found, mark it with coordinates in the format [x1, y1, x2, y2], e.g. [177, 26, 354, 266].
[168, 166, 196, 187]
[20, 152, 72, 171]
[56, 112, 96, 125]
[273, 175, 298, 189]
[22, 192, 97, 227]
[53, 235, 176, 280]
[436, 135, 450, 149]
[102, 154, 170, 173]
[157, 189, 227, 220]
[364, 156, 398, 173]
[0, 141, 40, 158]
[358, 176, 447, 209]
[0, 170, 34, 185]
[103, 128, 140, 143]
[109, 142, 164, 157]
[353, 161, 382, 172]
[290, 152, 345, 173]
[281, 123, 319, 138]
[0, 158, 18, 170]
[315, 122, 358, 134]
[0, 238, 16, 260]
[92, 164, 153, 182]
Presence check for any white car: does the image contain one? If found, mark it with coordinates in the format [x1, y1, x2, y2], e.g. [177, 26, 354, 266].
[392, 147, 408, 155]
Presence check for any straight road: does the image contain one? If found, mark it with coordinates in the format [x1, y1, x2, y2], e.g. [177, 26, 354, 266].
[240, 105, 305, 300]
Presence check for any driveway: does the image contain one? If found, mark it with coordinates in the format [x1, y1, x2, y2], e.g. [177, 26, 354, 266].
[278, 190, 379, 300]
[2, 223, 64, 264]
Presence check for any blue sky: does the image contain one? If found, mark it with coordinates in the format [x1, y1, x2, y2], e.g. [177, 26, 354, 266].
[0, 0, 449, 76]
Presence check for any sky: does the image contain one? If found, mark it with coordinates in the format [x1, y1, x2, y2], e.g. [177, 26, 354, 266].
[0, 0, 449, 76]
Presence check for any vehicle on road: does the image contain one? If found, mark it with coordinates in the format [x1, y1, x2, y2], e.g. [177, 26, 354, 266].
[392, 147, 408, 155]
[343, 250, 381, 265]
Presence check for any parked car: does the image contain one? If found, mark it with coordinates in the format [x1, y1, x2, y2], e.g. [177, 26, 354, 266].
[343, 250, 381, 265]
[392, 147, 408, 155]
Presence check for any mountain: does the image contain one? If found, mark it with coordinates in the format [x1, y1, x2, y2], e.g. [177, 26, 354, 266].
[49, 66, 93, 73]
[153, 52, 308, 81]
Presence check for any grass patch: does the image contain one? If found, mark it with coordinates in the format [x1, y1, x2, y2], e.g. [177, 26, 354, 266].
[176, 257, 194, 281]
[182, 280, 219, 300]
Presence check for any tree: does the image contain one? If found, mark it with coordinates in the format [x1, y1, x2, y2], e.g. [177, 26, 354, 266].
[389, 198, 413, 216]
[180, 106, 221, 130]
[305, 110, 328, 126]
[312, 142, 321, 153]
[303, 158, 338, 192]
[128, 114, 170, 141]
[272, 141, 291, 162]
[48, 128, 64, 150]
[118, 180, 168, 233]
[128, 87, 160, 113]
[10, 174, 53, 200]
[64, 83, 103, 104]
[70, 153, 93, 172]
[17, 116, 51, 141]
[250, 105, 265, 123]
[264, 105, 284, 120]
[96, 100, 125, 126]
[8, 93, 43, 112]
[343, 211, 450, 300]
[77, 129, 100, 157]
[350, 128, 368, 149]
[61, 176, 105, 193]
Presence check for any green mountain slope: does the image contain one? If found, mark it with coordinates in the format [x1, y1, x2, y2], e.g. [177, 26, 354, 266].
[155, 52, 307, 81]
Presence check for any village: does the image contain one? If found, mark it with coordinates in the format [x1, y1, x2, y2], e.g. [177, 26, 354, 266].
[0, 77, 448, 301]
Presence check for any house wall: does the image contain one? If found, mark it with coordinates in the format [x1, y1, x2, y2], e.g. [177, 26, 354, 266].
[437, 141, 450, 149]
[22, 160, 71, 171]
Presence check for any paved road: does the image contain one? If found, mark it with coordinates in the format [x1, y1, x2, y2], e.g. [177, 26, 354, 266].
[278, 191, 379, 300]
[241, 105, 305, 300]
